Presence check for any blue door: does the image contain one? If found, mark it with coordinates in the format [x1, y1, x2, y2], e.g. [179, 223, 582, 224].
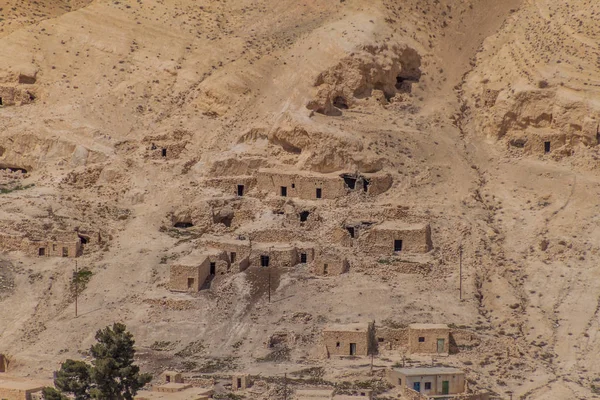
[413, 382, 421, 392]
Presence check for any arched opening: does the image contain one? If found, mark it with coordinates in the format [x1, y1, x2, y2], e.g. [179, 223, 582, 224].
[78, 234, 90, 245]
[174, 221, 194, 229]
[333, 96, 349, 110]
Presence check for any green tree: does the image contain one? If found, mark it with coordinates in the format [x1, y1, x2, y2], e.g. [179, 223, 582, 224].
[43, 323, 152, 400]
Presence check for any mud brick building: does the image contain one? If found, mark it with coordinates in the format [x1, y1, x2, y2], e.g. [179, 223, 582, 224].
[408, 324, 450, 354]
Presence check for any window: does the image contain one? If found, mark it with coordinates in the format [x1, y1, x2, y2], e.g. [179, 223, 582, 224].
[161, 148, 167, 157]
[316, 188, 322, 199]
[323, 264, 328, 275]
[378, 337, 384, 342]
[62, 247, 69, 257]
[291, 183, 295, 188]
[261, 255, 270, 267]
[210, 262, 216, 275]
[394, 239, 403, 252]
[418, 337, 425, 342]
[53, 244, 57, 251]
[187, 278, 195, 289]
[38, 248, 45, 256]
[398, 378, 402, 386]
[300, 253, 307, 263]
[280, 186, 287, 197]
[336, 342, 340, 348]
[424, 382, 431, 390]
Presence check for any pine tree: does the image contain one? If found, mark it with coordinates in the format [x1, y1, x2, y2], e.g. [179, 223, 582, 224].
[43, 323, 152, 400]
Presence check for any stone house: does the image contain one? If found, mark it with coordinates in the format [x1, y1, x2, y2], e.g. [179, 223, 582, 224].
[312, 253, 349, 276]
[508, 130, 567, 155]
[0, 86, 35, 107]
[386, 367, 465, 398]
[203, 176, 257, 197]
[0, 380, 44, 400]
[169, 253, 211, 292]
[323, 323, 375, 357]
[333, 389, 373, 399]
[256, 168, 392, 200]
[408, 324, 450, 355]
[231, 374, 251, 391]
[199, 235, 252, 272]
[28, 232, 82, 258]
[250, 243, 298, 268]
[161, 371, 183, 384]
[359, 221, 432, 255]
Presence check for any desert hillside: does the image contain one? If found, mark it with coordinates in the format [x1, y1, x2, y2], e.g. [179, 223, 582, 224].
[1, 0, 600, 399]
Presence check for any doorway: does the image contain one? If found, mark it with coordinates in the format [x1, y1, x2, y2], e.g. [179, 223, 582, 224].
[187, 278, 195, 289]
[544, 141, 551, 153]
[413, 382, 421, 392]
[62, 247, 69, 257]
[210, 262, 216, 275]
[161, 148, 167, 157]
[300, 253, 307, 263]
[261, 255, 270, 267]
[316, 188, 322, 199]
[280, 186, 287, 197]
[38, 247, 45, 256]
[237, 185, 244, 196]
[237, 378, 242, 389]
[437, 338, 445, 353]
[349, 343, 357, 355]
[394, 239, 403, 252]
[442, 381, 449, 395]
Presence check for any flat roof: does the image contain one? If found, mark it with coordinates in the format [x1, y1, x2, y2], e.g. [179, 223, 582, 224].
[135, 387, 212, 400]
[200, 235, 251, 246]
[374, 221, 428, 231]
[0, 380, 45, 391]
[296, 388, 335, 397]
[323, 323, 368, 332]
[173, 250, 218, 265]
[409, 323, 449, 330]
[395, 367, 463, 376]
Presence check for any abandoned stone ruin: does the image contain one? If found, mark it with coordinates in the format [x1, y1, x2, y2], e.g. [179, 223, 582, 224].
[0, 68, 37, 107]
[134, 370, 213, 400]
[0, 231, 93, 258]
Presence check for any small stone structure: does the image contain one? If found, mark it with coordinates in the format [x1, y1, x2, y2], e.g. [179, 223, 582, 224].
[333, 389, 373, 399]
[256, 168, 392, 200]
[387, 367, 465, 397]
[359, 221, 432, 255]
[312, 253, 349, 276]
[408, 324, 450, 355]
[250, 243, 299, 268]
[33, 237, 81, 258]
[508, 130, 567, 155]
[169, 253, 211, 292]
[231, 374, 251, 391]
[0, 354, 6, 372]
[0, 86, 35, 107]
[161, 371, 183, 384]
[323, 323, 374, 357]
[0, 380, 44, 400]
[199, 235, 252, 272]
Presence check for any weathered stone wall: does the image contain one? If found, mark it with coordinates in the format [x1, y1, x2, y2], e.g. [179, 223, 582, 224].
[257, 169, 347, 200]
[199, 236, 252, 261]
[0, 86, 35, 106]
[359, 222, 432, 255]
[366, 173, 393, 196]
[0, 386, 43, 400]
[408, 326, 450, 354]
[31, 240, 80, 258]
[250, 244, 298, 268]
[203, 176, 257, 196]
[170, 258, 210, 292]
[323, 325, 370, 357]
[312, 255, 348, 276]
[375, 326, 409, 351]
[248, 229, 310, 243]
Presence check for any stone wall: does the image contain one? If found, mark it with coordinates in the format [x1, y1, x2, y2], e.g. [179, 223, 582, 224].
[312, 255, 348, 276]
[0, 86, 35, 107]
[31, 240, 81, 258]
[375, 326, 409, 351]
[203, 176, 257, 196]
[169, 257, 210, 292]
[250, 244, 298, 268]
[257, 168, 347, 200]
[408, 325, 450, 354]
[359, 222, 432, 255]
[323, 323, 373, 357]
[0, 385, 43, 400]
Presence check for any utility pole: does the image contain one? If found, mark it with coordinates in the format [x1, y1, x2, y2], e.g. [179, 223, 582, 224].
[268, 269, 271, 303]
[74, 260, 78, 317]
[283, 373, 287, 400]
[459, 244, 463, 300]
